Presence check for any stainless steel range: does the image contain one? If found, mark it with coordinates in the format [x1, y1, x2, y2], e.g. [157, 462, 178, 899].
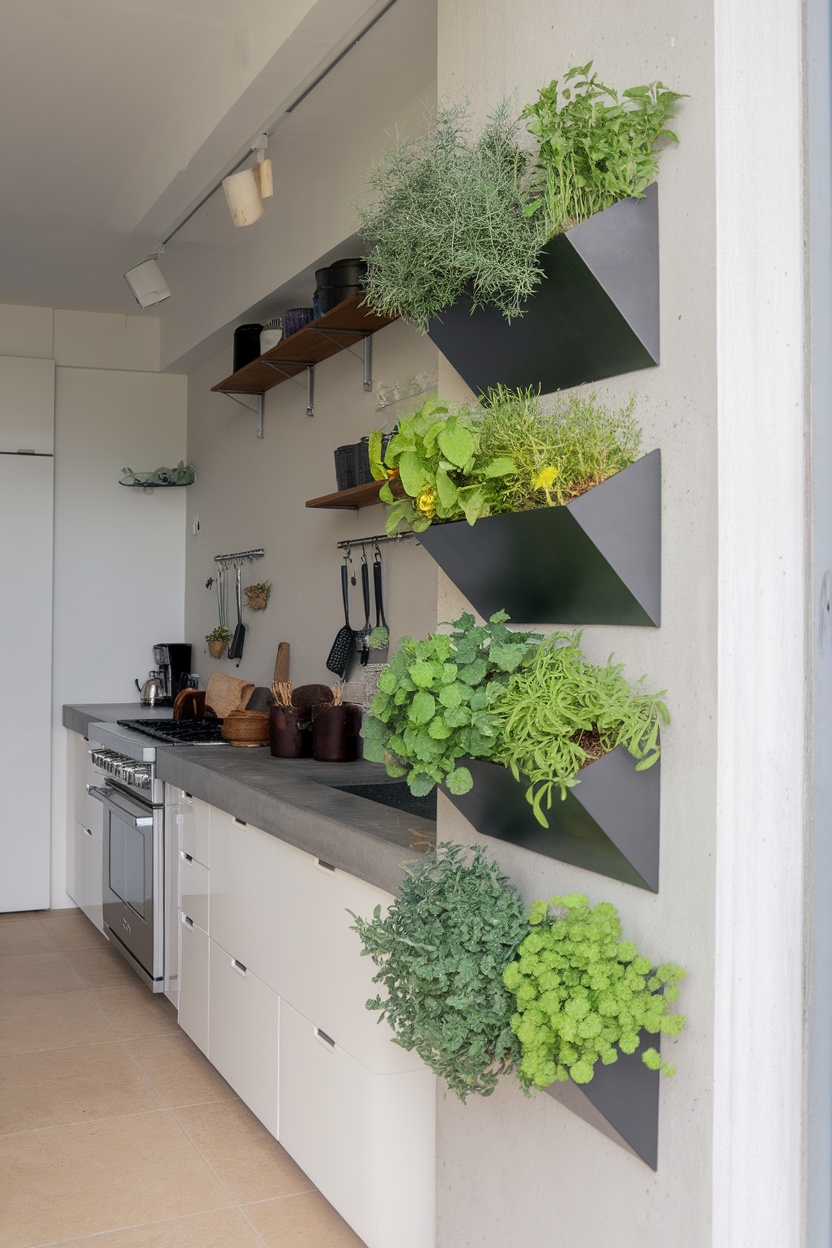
[87, 726, 166, 992]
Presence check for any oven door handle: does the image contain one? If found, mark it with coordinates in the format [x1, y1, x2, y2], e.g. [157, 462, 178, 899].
[88, 785, 154, 828]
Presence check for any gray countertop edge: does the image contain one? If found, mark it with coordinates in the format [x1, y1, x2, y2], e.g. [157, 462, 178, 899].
[62, 703, 436, 896]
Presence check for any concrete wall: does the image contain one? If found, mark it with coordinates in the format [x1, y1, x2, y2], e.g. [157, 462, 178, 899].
[433, 6, 719, 1246]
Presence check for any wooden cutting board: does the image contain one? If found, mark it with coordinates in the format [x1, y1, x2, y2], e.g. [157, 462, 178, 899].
[273, 641, 290, 686]
[204, 672, 256, 719]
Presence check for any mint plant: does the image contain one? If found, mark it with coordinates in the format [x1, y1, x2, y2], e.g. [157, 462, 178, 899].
[522, 63, 685, 236]
[503, 893, 685, 1088]
[492, 631, 669, 826]
[350, 844, 529, 1100]
[361, 611, 540, 796]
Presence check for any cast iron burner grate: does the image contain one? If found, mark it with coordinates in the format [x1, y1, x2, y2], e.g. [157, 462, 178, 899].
[117, 718, 226, 745]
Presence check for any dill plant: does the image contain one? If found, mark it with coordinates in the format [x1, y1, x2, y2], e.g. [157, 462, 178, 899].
[492, 630, 669, 827]
[503, 893, 685, 1088]
[477, 385, 642, 511]
[350, 843, 529, 1100]
[355, 104, 547, 333]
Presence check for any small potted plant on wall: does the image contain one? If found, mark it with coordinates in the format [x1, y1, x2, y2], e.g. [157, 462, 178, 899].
[361, 613, 667, 890]
[206, 625, 232, 659]
[371, 387, 660, 626]
[244, 580, 271, 611]
[356, 65, 685, 394]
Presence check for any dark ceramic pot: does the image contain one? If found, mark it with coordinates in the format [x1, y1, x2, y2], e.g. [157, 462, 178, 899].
[269, 705, 312, 758]
[312, 703, 363, 762]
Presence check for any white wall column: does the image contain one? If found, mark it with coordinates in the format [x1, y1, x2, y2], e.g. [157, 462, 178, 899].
[713, 0, 808, 1242]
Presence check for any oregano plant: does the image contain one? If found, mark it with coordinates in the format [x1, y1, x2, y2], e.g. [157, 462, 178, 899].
[503, 893, 685, 1088]
[349, 844, 529, 1100]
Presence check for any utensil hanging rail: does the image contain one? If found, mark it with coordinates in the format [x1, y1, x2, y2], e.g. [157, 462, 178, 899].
[336, 532, 417, 552]
[214, 548, 265, 565]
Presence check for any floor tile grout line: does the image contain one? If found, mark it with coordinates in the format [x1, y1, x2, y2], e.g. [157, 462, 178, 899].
[0, 1104, 176, 1141]
[26, 1201, 244, 1248]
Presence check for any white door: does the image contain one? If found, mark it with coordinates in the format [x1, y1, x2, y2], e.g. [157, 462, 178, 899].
[0, 453, 53, 910]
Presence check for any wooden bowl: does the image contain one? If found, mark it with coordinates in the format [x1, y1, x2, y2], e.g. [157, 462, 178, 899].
[221, 709, 270, 746]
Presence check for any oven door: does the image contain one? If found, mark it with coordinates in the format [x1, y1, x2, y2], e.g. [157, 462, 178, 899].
[89, 783, 165, 991]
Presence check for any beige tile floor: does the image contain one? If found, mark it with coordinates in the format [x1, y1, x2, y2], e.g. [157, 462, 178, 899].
[0, 908, 366, 1248]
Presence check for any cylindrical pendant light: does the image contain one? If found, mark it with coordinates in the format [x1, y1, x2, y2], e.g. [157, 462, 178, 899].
[222, 169, 263, 227]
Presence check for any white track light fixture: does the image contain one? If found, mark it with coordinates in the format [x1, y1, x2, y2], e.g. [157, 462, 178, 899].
[222, 135, 272, 227]
[124, 246, 170, 308]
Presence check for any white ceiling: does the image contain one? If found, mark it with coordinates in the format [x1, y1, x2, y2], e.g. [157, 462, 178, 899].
[0, 0, 436, 315]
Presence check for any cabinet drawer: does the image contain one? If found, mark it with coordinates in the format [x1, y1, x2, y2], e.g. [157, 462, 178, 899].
[278, 998, 435, 1248]
[178, 913, 209, 1056]
[176, 792, 210, 867]
[178, 852, 209, 932]
[280, 857, 424, 1075]
[208, 811, 310, 994]
[208, 938, 279, 1136]
[68, 819, 103, 932]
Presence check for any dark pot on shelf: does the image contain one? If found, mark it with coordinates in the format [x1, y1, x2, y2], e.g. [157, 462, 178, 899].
[312, 702, 363, 761]
[233, 323, 264, 372]
[269, 705, 312, 758]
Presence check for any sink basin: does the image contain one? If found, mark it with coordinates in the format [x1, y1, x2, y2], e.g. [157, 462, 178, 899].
[327, 781, 437, 822]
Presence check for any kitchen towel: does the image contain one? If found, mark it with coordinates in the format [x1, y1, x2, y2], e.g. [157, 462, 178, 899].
[204, 673, 256, 719]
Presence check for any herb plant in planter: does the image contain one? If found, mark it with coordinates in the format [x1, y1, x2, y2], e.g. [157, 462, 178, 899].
[503, 892, 685, 1087]
[350, 843, 529, 1100]
[357, 65, 684, 393]
[206, 625, 232, 659]
[374, 387, 659, 625]
[361, 611, 539, 796]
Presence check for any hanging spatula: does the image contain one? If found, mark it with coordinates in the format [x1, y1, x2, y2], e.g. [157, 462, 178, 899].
[227, 564, 246, 662]
[368, 548, 390, 663]
[326, 559, 355, 679]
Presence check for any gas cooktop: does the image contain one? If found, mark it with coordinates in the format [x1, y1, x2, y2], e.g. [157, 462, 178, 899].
[117, 718, 226, 745]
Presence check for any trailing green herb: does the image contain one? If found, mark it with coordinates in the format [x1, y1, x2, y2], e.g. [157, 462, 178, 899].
[522, 63, 685, 236]
[350, 843, 529, 1100]
[361, 611, 540, 796]
[492, 631, 668, 826]
[355, 103, 547, 333]
[504, 893, 685, 1087]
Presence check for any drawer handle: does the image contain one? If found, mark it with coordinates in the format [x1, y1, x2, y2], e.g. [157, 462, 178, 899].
[232, 817, 247, 828]
[231, 958, 247, 976]
[84, 827, 93, 838]
[315, 859, 336, 875]
[315, 1028, 336, 1051]
[181, 913, 194, 929]
[180, 851, 194, 864]
[183, 792, 193, 801]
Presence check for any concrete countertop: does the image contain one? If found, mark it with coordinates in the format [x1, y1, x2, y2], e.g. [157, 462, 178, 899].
[62, 703, 436, 896]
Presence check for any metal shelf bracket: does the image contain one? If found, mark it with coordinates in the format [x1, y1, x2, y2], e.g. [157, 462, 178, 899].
[309, 327, 373, 392]
[217, 391, 265, 438]
[263, 360, 316, 416]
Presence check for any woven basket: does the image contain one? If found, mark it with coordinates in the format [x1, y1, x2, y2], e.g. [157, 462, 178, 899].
[221, 709, 270, 747]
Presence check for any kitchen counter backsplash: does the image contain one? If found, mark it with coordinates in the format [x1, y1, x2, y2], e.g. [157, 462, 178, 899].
[63, 703, 436, 896]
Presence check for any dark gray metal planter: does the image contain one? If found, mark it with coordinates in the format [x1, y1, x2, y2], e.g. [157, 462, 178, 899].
[417, 450, 661, 626]
[543, 1043, 660, 1169]
[427, 184, 659, 396]
[443, 747, 660, 892]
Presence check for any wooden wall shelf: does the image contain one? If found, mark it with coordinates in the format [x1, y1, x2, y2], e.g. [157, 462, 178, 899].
[212, 298, 397, 397]
[306, 477, 404, 511]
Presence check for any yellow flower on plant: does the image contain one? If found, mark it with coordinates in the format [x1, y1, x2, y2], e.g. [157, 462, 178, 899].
[532, 465, 559, 506]
[532, 466, 558, 491]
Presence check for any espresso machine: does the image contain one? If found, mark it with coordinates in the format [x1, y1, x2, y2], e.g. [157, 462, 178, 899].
[153, 643, 192, 704]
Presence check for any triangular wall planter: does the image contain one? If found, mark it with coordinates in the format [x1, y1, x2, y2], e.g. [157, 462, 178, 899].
[443, 747, 660, 892]
[427, 184, 659, 396]
[417, 450, 661, 626]
[542, 1042, 661, 1169]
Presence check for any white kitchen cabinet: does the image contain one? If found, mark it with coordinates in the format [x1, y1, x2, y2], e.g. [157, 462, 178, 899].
[0, 356, 54, 453]
[178, 913, 209, 1055]
[208, 810, 422, 1075]
[66, 733, 104, 932]
[178, 851, 209, 932]
[279, 997, 436, 1248]
[208, 939, 279, 1136]
[176, 790, 211, 867]
[0, 453, 53, 911]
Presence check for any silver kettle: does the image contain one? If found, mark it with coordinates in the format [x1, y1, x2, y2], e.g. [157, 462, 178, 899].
[136, 669, 165, 705]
